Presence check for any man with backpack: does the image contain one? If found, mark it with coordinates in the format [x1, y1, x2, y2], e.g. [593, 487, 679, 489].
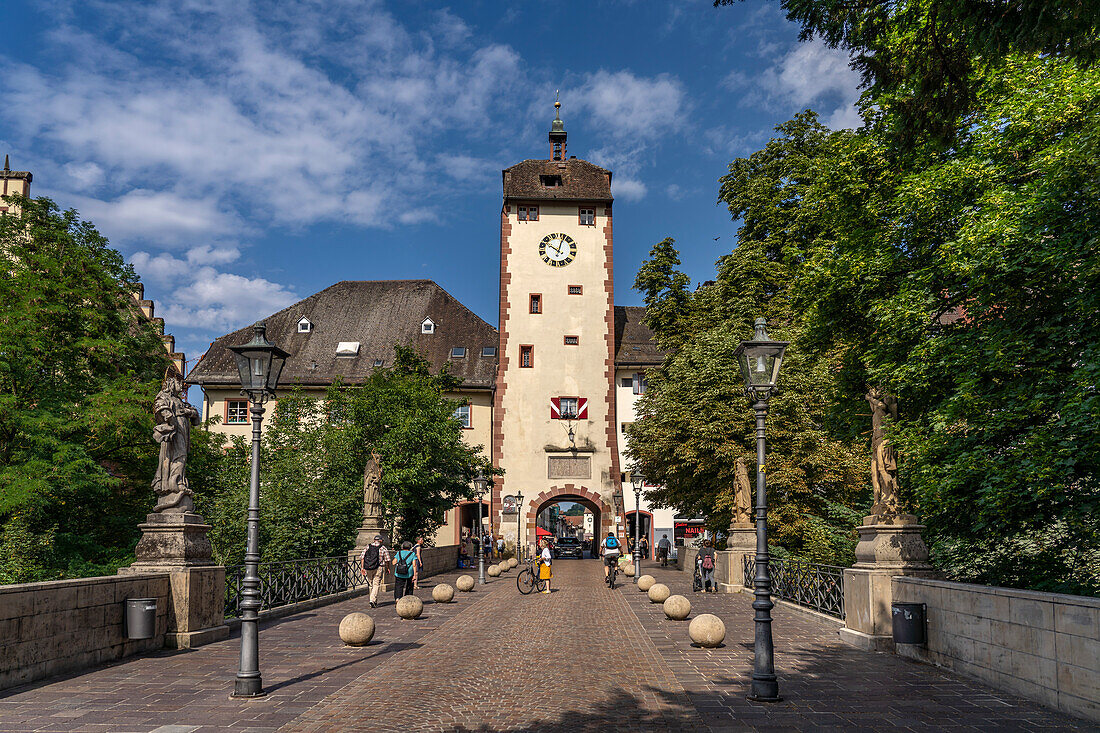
[361, 534, 391, 609]
[657, 534, 672, 567]
[392, 541, 418, 600]
[698, 538, 717, 593]
[600, 531, 622, 583]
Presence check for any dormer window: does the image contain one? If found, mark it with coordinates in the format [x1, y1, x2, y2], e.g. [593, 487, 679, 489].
[540, 174, 563, 188]
[373, 358, 384, 367]
[297, 317, 312, 333]
[482, 346, 497, 357]
[336, 342, 360, 356]
[422, 318, 435, 334]
[451, 347, 467, 358]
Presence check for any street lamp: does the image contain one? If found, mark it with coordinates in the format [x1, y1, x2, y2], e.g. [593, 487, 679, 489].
[631, 471, 645, 584]
[733, 317, 787, 704]
[515, 491, 524, 562]
[227, 322, 288, 699]
[474, 471, 490, 585]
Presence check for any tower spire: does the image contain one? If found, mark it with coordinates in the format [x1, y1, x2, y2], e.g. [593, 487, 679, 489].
[549, 92, 567, 161]
[3, 155, 8, 173]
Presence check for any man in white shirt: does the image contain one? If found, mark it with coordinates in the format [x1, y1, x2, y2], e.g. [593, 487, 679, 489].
[657, 534, 672, 567]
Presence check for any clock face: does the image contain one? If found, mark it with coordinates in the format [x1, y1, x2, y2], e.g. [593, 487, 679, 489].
[539, 233, 577, 267]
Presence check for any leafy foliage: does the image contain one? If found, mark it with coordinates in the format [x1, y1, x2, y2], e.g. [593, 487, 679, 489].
[0, 195, 170, 582]
[716, 0, 1099, 145]
[701, 52, 1100, 594]
[628, 237, 869, 565]
[195, 348, 495, 564]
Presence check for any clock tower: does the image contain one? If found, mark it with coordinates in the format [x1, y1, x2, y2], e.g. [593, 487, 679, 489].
[493, 103, 624, 552]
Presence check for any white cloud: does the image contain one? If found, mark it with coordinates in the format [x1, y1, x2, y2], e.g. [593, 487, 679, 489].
[186, 244, 240, 266]
[571, 70, 686, 141]
[752, 39, 863, 129]
[614, 177, 647, 202]
[63, 161, 104, 189]
[70, 190, 239, 244]
[163, 268, 299, 332]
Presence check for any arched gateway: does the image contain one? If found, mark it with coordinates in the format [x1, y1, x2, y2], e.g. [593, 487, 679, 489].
[526, 485, 613, 549]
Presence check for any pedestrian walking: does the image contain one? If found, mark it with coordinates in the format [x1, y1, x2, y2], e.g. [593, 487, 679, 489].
[412, 536, 425, 590]
[361, 534, 391, 609]
[640, 536, 650, 561]
[657, 534, 672, 567]
[496, 535, 505, 559]
[393, 541, 417, 601]
[538, 538, 553, 594]
[698, 538, 717, 593]
[459, 532, 469, 568]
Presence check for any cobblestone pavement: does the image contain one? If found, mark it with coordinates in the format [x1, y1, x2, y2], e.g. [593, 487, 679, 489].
[0, 568, 502, 733]
[622, 561, 1088, 732]
[0, 560, 1090, 732]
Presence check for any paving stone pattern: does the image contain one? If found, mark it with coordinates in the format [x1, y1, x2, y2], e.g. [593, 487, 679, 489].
[0, 562, 1090, 732]
[621, 561, 1089, 731]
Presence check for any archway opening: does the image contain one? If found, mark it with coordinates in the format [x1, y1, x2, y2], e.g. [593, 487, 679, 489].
[455, 500, 490, 546]
[530, 493, 605, 560]
[625, 510, 654, 559]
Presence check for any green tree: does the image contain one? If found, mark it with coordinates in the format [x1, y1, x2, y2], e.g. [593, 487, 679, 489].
[0, 195, 171, 582]
[195, 347, 496, 564]
[628, 238, 868, 564]
[788, 57, 1100, 594]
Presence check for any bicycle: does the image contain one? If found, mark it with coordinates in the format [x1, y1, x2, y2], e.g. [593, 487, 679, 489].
[606, 554, 620, 589]
[517, 559, 547, 595]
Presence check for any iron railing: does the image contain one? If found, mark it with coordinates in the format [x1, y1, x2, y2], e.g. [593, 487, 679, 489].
[742, 555, 846, 619]
[225, 555, 368, 619]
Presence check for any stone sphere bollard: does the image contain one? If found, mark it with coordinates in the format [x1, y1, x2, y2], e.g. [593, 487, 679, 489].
[338, 612, 375, 646]
[623, 564, 636, 577]
[637, 575, 656, 591]
[396, 595, 423, 619]
[456, 574, 475, 592]
[432, 583, 454, 603]
[688, 613, 726, 648]
[487, 565, 501, 577]
[663, 595, 691, 620]
[647, 583, 671, 604]
[508, 557, 518, 568]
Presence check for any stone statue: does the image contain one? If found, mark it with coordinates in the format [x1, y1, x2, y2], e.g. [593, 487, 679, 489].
[362, 451, 383, 521]
[733, 457, 753, 524]
[151, 365, 201, 513]
[866, 387, 901, 520]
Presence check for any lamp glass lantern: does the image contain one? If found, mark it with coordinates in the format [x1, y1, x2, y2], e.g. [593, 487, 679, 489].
[229, 323, 289, 397]
[733, 318, 788, 398]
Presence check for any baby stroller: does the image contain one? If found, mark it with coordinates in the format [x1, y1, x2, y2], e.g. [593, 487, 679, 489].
[692, 554, 703, 592]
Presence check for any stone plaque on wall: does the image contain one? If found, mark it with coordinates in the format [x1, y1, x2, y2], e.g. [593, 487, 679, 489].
[548, 456, 591, 479]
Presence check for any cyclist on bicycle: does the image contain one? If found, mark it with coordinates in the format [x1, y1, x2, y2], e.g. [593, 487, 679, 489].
[600, 531, 623, 583]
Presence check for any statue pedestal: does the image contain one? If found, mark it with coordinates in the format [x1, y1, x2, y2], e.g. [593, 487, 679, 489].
[718, 523, 756, 593]
[349, 520, 389, 588]
[120, 512, 228, 649]
[840, 515, 934, 652]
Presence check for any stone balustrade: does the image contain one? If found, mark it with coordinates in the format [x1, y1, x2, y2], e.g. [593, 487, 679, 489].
[892, 577, 1099, 723]
[0, 573, 171, 691]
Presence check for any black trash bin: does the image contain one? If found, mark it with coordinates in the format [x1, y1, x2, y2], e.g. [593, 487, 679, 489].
[892, 602, 926, 645]
[125, 598, 158, 640]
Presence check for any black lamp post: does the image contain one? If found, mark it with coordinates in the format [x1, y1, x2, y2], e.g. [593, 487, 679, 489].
[515, 491, 524, 561]
[227, 322, 288, 699]
[733, 317, 787, 704]
[631, 471, 644, 584]
[474, 471, 490, 584]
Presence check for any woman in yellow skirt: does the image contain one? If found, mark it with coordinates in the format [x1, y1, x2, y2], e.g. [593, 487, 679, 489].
[538, 538, 553, 594]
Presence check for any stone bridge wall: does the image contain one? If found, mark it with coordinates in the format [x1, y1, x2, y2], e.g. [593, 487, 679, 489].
[0, 573, 171, 691]
[893, 577, 1099, 723]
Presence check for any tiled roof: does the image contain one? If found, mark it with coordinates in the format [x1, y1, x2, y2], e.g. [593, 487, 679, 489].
[614, 306, 666, 366]
[502, 158, 612, 202]
[187, 280, 499, 390]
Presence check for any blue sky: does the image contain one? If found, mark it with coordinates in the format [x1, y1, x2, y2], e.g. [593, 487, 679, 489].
[0, 0, 861, 365]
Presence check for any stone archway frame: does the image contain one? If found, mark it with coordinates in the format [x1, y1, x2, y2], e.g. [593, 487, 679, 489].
[526, 484, 614, 549]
